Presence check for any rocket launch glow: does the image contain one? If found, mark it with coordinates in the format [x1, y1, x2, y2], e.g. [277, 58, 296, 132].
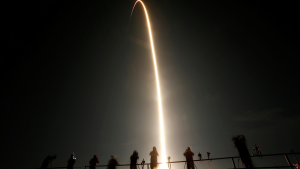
[129, 1, 167, 168]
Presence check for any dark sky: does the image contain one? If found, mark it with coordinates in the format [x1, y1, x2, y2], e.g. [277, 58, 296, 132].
[2, 0, 300, 169]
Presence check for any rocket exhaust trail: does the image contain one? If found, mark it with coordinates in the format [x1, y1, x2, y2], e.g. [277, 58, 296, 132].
[126, 1, 138, 32]
[128, 1, 167, 168]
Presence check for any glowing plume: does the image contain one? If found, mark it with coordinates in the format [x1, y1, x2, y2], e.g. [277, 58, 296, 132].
[129, 1, 167, 168]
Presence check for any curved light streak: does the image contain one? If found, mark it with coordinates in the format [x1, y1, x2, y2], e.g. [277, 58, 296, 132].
[130, 1, 166, 168]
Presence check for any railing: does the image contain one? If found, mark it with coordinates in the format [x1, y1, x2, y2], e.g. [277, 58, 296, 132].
[39, 152, 300, 169]
[88, 152, 300, 169]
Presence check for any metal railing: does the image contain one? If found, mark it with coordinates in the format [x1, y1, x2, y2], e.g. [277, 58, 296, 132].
[39, 152, 300, 169]
[86, 152, 300, 169]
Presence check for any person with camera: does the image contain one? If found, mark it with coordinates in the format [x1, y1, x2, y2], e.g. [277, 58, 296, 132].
[67, 154, 76, 169]
[89, 155, 100, 169]
[183, 146, 194, 169]
[149, 146, 159, 169]
[130, 150, 139, 169]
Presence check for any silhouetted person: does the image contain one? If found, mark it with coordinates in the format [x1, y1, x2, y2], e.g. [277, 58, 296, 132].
[149, 146, 159, 169]
[130, 150, 139, 169]
[90, 155, 100, 169]
[107, 155, 119, 169]
[41, 155, 56, 169]
[183, 146, 194, 169]
[67, 154, 76, 169]
[232, 135, 255, 169]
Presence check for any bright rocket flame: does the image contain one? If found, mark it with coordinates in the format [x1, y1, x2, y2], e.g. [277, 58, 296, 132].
[130, 1, 167, 168]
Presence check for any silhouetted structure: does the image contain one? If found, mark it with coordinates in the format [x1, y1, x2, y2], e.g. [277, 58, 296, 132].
[130, 150, 139, 169]
[40, 155, 56, 169]
[89, 155, 100, 169]
[232, 135, 255, 169]
[67, 154, 76, 169]
[149, 146, 159, 169]
[107, 155, 119, 169]
[183, 146, 194, 169]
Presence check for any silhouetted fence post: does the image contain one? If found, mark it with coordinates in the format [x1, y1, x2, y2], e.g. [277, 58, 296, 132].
[231, 158, 236, 169]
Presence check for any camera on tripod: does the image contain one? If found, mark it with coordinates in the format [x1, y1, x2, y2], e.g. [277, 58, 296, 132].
[167, 156, 171, 169]
[72, 152, 77, 160]
[252, 145, 262, 157]
[141, 158, 145, 169]
[198, 152, 202, 160]
[207, 152, 211, 159]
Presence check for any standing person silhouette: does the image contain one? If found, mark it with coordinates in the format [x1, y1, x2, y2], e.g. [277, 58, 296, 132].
[130, 150, 139, 169]
[107, 155, 119, 169]
[183, 147, 194, 169]
[89, 155, 100, 169]
[149, 146, 159, 169]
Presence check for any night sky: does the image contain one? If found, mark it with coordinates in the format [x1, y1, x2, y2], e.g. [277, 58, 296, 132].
[2, 0, 300, 169]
